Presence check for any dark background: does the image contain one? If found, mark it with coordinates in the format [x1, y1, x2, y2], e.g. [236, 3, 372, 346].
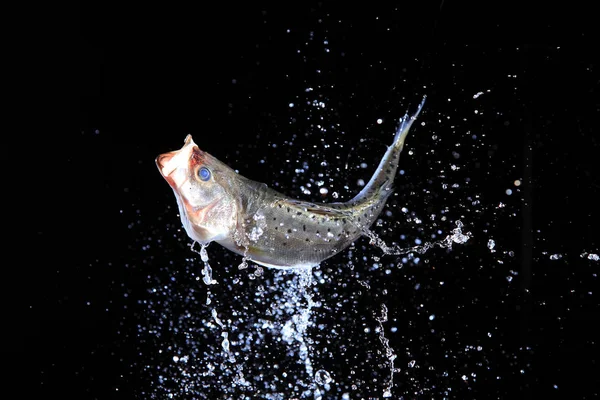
[17, 2, 599, 399]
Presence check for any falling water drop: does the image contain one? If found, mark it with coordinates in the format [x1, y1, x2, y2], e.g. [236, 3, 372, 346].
[314, 369, 332, 385]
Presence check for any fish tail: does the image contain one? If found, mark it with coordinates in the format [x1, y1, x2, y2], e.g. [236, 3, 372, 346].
[392, 95, 426, 152]
[350, 96, 426, 205]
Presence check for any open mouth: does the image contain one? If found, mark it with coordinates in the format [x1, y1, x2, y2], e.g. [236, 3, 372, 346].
[155, 152, 174, 174]
[155, 135, 197, 180]
[155, 152, 180, 189]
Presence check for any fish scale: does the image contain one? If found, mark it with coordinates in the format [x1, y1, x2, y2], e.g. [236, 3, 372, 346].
[156, 97, 426, 269]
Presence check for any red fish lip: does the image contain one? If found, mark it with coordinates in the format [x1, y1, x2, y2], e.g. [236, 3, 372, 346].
[156, 135, 202, 190]
[156, 151, 180, 188]
[156, 135, 198, 180]
[156, 151, 175, 175]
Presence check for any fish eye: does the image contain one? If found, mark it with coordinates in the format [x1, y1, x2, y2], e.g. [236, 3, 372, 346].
[198, 167, 211, 181]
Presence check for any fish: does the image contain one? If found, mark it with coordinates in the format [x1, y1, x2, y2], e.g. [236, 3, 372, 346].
[156, 97, 425, 269]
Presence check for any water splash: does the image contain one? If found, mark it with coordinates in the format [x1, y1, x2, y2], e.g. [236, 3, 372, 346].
[580, 252, 600, 261]
[189, 242, 217, 285]
[141, 209, 474, 399]
[189, 242, 217, 306]
[248, 212, 267, 242]
[232, 216, 269, 271]
[375, 303, 396, 398]
[363, 219, 472, 257]
[199, 245, 217, 285]
[276, 267, 318, 396]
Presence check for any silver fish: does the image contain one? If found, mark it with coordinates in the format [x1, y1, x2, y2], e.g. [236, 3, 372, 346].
[156, 98, 425, 269]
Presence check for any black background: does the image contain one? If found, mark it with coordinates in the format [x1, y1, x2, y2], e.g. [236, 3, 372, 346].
[18, 2, 600, 399]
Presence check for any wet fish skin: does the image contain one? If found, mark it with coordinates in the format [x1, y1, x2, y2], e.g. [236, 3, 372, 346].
[156, 97, 425, 269]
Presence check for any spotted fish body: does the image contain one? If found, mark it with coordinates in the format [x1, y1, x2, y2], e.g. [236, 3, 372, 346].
[156, 98, 425, 269]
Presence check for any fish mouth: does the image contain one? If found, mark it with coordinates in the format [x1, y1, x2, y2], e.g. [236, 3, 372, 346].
[156, 135, 197, 186]
[156, 152, 175, 173]
[155, 151, 178, 188]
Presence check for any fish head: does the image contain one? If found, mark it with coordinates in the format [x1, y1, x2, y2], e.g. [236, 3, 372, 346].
[156, 135, 237, 244]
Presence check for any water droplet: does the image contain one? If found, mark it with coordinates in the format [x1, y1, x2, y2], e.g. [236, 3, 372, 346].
[200, 245, 209, 262]
[314, 369, 332, 385]
[220, 332, 230, 352]
[201, 263, 214, 285]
